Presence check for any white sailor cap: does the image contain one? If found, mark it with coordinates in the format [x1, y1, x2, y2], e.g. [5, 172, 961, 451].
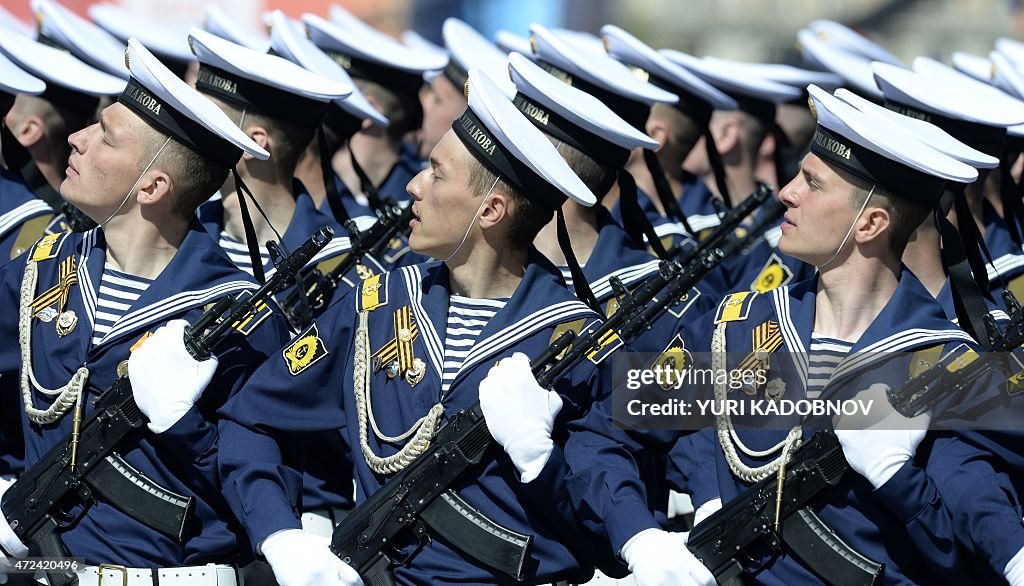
[120, 38, 267, 164]
[33, 0, 128, 80]
[0, 49, 44, 97]
[189, 28, 350, 130]
[701, 56, 842, 94]
[661, 48, 801, 119]
[807, 19, 902, 66]
[495, 30, 533, 57]
[873, 62, 1024, 152]
[796, 29, 882, 100]
[508, 52, 657, 169]
[441, 18, 513, 94]
[912, 56, 1007, 97]
[204, 5, 268, 53]
[304, 13, 447, 97]
[528, 23, 676, 131]
[90, 5, 193, 77]
[834, 87, 998, 169]
[806, 84, 976, 207]
[552, 28, 607, 57]
[0, 25, 123, 116]
[950, 52, 995, 85]
[455, 67, 595, 208]
[266, 10, 387, 129]
[400, 30, 447, 83]
[995, 37, 1024, 66]
[0, 5, 34, 38]
[600, 24, 736, 115]
[987, 52, 1024, 101]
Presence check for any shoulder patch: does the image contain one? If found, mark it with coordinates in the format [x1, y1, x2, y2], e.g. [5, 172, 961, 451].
[908, 343, 944, 379]
[654, 334, 691, 391]
[31, 231, 70, 262]
[282, 323, 329, 376]
[357, 273, 388, 312]
[232, 299, 273, 336]
[715, 291, 756, 324]
[381, 236, 410, 264]
[11, 214, 54, 260]
[750, 252, 794, 293]
[586, 328, 624, 365]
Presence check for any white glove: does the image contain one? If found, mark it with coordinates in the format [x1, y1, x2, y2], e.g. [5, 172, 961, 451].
[1006, 542, 1024, 585]
[128, 320, 218, 434]
[621, 528, 715, 586]
[261, 529, 363, 586]
[834, 383, 930, 489]
[479, 353, 562, 483]
[0, 475, 28, 574]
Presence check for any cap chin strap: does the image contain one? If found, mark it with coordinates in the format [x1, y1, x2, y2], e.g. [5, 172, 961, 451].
[617, 167, 667, 259]
[642, 148, 695, 237]
[442, 176, 497, 264]
[99, 136, 172, 228]
[815, 185, 874, 271]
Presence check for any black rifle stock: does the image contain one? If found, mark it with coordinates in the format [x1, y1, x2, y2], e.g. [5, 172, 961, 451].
[283, 205, 412, 327]
[687, 431, 883, 586]
[1, 228, 332, 586]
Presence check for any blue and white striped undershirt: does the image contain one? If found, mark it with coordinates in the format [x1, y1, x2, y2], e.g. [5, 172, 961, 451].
[92, 263, 152, 346]
[441, 295, 506, 395]
[806, 333, 853, 398]
[559, 266, 575, 289]
[219, 231, 270, 278]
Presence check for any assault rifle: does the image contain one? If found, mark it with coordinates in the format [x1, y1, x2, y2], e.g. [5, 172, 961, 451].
[282, 204, 412, 328]
[329, 233, 741, 585]
[1, 228, 333, 586]
[687, 431, 884, 586]
[887, 290, 1024, 417]
[669, 183, 776, 262]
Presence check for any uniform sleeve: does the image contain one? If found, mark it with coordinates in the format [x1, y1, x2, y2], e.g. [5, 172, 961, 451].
[667, 428, 720, 510]
[926, 432, 1024, 581]
[217, 290, 356, 553]
[564, 311, 714, 556]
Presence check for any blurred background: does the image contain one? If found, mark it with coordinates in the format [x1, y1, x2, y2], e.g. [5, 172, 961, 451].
[1, 0, 1023, 63]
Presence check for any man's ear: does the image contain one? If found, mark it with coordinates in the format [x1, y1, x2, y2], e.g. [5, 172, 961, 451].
[136, 169, 172, 207]
[855, 206, 892, 246]
[714, 117, 741, 157]
[243, 125, 270, 161]
[646, 118, 670, 153]
[478, 190, 512, 230]
[10, 113, 45, 149]
[758, 131, 776, 159]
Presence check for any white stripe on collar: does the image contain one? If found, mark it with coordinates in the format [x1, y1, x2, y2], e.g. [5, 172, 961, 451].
[402, 265, 444, 378]
[764, 226, 782, 248]
[96, 280, 257, 346]
[453, 299, 598, 386]
[987, 251, 1024, 280]
[771, 285, 808, 388]
[687, 213, 723, 233]
[77, 229, 100, 334]
[827, 328, 976, 388]
[0, 199, 52, 239]
[589, 259, 661, 300]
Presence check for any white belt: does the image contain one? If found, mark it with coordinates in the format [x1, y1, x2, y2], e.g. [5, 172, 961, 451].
[75, 563, 237, 586]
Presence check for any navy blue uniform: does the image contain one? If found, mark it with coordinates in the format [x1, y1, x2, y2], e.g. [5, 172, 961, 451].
[0, 169, 53, 264]
[0, 225, 291, 566]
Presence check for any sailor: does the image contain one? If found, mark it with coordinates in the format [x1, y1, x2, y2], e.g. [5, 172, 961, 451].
[0, 52, 51, 264]
[304, 10, 447, 217]
[564, 84, 999, 584]
[0, 24, 124, 233]
[186, 29, 361, 297]
[0, 38, 290, 583]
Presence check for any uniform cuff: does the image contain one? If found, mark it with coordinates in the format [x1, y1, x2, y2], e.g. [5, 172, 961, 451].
[872, 460, 936, 522]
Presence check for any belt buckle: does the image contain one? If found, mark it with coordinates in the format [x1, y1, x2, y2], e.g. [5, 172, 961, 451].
[97, 563, 128, 586]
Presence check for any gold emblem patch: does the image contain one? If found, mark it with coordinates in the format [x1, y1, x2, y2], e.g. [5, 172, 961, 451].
[283, 323, 329, 376]
[654, 334, 691, 391]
